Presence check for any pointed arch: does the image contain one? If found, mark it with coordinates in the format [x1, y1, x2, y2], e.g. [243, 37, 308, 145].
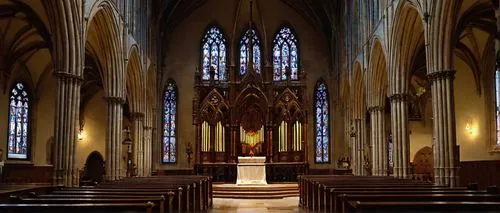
[314, 79, 330, 163]
[85, 2, 124, 98]
[239, 27, 262, 75]
[352, 62, 365, 119]
[126, 45, 145, 114]
[368, 39, 388, 107]
[272, 25, 299, 81]
[340, 72, 351, 106]
[162, 79, 177, 164]
[201, 25, 228, 81]
[389, 2, 424, 95]
[6, 81, 32, 160]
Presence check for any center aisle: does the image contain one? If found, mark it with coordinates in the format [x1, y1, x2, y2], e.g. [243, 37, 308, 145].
[209, 197, 304, 213]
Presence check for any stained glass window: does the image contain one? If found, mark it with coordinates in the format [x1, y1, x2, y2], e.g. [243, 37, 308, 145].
[314, 81, 329, 163]
[201, 26, 227, 81]
[7, 82, 30, 160]
[273, 26, 299, 81]
[162, 81, 177, 163]
[240, 29, 261, 75]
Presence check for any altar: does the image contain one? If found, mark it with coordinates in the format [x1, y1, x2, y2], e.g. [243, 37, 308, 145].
[236, 156, 267, 185]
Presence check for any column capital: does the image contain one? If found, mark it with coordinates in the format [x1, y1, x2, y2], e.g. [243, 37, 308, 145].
[427, 69, 456, 82]
[54, 71, 83, 82]
[104, 96, 125, 104]
[389, 93, 409, 102]
[368, 106, 385, 113]
[130, 112, 145, 121]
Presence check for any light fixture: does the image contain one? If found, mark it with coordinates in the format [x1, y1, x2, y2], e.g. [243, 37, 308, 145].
[78, 120, 85, 141]
[78, 128, 85, 141]
[465, 120, 473, 134]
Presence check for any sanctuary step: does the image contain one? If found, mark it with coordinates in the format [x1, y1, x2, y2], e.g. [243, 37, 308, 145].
[213, 183, 299, 199]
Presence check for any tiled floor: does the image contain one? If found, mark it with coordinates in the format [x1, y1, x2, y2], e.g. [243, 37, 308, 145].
[209, 197, 305, 213]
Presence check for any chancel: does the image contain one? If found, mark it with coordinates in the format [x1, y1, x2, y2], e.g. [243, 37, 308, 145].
[1, 0, 500, 212]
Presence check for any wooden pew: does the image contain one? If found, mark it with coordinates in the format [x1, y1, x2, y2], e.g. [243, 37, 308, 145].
[347, 201, 500, 213]
[7, 176, 210, 213]
[0, 202, 155, 213]
[299, 175, 471, 212]
[47, 187, 179, 213]
[340, 194, 500, 213]
[330, 189, 487, 212]
[299, 175, 500, 213]
[95, 176, 211, 211]
[299, 174, 431, 209]
[10, 195, 166, 213]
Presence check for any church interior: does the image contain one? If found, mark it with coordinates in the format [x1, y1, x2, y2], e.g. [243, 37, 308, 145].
[0, 0, 500, 212]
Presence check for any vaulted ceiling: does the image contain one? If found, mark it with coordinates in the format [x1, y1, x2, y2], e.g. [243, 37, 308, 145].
[154, 0, 340, 40]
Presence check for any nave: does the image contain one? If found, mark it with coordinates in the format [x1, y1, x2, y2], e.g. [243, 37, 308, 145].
[0, 0, 500, 212]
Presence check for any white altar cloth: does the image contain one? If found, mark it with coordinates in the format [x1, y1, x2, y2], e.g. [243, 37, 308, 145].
[236, 156, 267, 185]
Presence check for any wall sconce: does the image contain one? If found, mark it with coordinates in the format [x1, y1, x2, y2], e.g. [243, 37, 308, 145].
[78, 130, 84, 141]
[465, 119, 473, 135]
[78, 120, 85, 141]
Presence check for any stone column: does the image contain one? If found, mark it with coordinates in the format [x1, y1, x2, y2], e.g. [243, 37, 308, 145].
[144, 126, 152, 176]
[428, 70, 458, 186]
[351, 119, 365, 175]
[105, 97, 124, 180]
[368, 106, 387, 176]
[389, 93, 410, 178]
[152, 127, 158, 170]
[53, 72, 82, 187]
[131, 112, 145, 176]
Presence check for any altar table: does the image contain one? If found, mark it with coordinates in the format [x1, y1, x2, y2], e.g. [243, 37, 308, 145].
[236, 156, 267, 185]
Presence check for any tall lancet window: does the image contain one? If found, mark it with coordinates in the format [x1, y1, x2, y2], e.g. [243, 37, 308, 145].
[162, 81, 177, 163]
[314, 81, 329, 163]
[273, 26, 299, 81]
[240, 29, 261, 75]
[201, 26, 227, 81]
[7, 82, 30, 160]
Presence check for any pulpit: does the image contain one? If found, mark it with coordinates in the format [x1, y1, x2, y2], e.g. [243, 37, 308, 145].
[236, 156, 267, 185]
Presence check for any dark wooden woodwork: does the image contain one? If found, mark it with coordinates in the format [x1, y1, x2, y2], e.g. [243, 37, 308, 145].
[194, 163, 237, 183]
[194, 162, 308, 183]
[1, 163, 53, 184]
[156, 169, 195, 176]
[193, 48, 308, 181]
[460, 160, 500, 189]
[265, 162, 308, 183]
